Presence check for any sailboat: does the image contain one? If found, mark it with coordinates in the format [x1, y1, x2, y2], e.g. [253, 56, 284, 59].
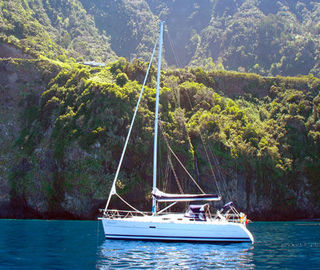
[99, 22, 254, 243]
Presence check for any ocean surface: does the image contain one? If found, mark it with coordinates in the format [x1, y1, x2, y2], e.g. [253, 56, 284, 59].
[0, 219, 319, 269]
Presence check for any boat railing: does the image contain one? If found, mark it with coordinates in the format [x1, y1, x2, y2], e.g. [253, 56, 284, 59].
[100, 209, 152, 219]
[221, 213, 241, 222]
[100, 209, 246, 224]
[213, 212, 248, 224]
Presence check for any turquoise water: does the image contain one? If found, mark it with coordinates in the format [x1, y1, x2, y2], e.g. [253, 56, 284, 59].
[0, 220, 319, 269]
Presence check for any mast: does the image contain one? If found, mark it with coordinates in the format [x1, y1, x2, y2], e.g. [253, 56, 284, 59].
[152, 21, 164, 215]
[103, 35, 158, 214]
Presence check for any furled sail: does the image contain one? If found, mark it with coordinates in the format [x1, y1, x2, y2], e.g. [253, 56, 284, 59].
[152, 188, 221, 202]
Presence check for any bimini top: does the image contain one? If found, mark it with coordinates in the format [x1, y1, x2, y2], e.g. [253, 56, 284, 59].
[152, 188, 221, 202]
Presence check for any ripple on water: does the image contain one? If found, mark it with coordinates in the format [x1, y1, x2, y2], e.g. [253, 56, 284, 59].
[97, 240, 255, 269]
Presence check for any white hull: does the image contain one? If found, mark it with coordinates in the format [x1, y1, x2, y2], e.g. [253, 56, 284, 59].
[100, 214, 254, 243]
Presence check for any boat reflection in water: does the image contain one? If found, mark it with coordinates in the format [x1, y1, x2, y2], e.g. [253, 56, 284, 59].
[97, 239, 254, 269]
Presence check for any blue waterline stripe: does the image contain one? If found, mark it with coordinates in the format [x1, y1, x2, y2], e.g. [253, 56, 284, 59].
[105, 234, 251, 241]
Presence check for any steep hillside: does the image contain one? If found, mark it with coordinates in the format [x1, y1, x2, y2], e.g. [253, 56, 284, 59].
[147, 0, 320, 76]
[1, 54, 320, 220]
[147, 0, 214, 67]
[0, 58, 61, 217]
[80, 0, 158, 62]
[0, 0, 319, 76]
[0, 0, 116, 61]
[191, 0, 320, 76]
[1, 0, 320, 220]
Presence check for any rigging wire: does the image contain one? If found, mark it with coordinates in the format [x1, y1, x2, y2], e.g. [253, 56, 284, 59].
[159, 121, 205, 194]
[167, 145, 184, 194]
[165, 29, 230, 200]
[199, 132, 222, 197]
[166, 29, 181, 68]
[164, 31, 209, 195]
[163, 154, 170, 192]
[103, 37, 159, 213]
[115, 193, 146, 216]
[208, 145, 233, 202]
[159, 123, 183, 194]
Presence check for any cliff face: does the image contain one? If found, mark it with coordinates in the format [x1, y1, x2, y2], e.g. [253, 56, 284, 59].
[0, 43, 32, 59]
[0, 57, 61, 218]
[2, 0, 320, 221]
[0, 55, 319, 220]
[0, 56, 113, 219]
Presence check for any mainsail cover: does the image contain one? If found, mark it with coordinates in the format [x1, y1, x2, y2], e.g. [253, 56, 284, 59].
[152, 188, 221, 202]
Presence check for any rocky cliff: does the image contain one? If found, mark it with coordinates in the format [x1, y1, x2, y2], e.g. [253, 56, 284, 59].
[0, 53, 319, 220]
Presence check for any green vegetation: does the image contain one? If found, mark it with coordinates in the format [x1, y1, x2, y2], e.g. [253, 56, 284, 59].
[6, 56, 320, 217]
[149, 0, 320, 77]
[1, 0, 320, 218]
[0, 0, 116, 61]
[1, 0, 319, 77]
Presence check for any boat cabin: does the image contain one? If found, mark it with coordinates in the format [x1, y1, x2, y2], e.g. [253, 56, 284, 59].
[184, 204, 210, 221]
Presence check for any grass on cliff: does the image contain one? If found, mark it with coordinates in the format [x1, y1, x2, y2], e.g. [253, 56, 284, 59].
[8, 58, 320, 215]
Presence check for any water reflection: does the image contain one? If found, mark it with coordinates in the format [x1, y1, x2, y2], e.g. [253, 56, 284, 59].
[97, 240, 254, 269]
[250, 222, 320, 269]
[1, 220, 320, 269]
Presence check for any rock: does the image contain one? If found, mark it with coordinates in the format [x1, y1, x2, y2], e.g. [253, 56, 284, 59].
[0, 42, 32, 59]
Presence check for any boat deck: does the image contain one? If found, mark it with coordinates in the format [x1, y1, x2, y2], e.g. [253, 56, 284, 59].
[99, 210, 243, 225]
